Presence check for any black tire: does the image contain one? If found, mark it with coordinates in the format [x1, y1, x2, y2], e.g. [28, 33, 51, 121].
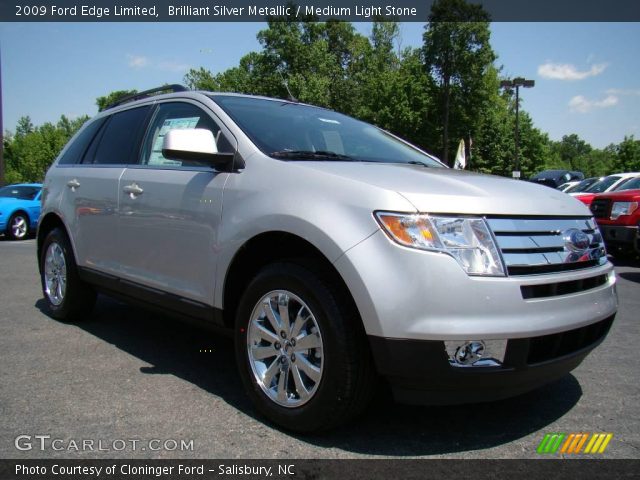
[39, 227, 96, 322]
[7, 212, 30, 240]
[234, 261, 374, 432]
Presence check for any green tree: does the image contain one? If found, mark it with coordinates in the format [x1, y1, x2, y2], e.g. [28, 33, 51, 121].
[15, 116, 34, 137]
[613, 135, 640, 172]
[96, 89, 138, 111]
[4, 115, 87, 183]
[423, 0, 495, 166]
[551, 134, 592, 170]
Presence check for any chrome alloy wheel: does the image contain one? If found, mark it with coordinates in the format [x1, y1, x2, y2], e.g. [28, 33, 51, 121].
[11, 215, 28, 239]
[247, 290, 324, 408]
[44, 242, 67, 306]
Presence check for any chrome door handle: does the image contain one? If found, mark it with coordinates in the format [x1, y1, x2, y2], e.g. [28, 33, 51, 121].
[123, 183, 144, 197]
[66, 179, 80, 191]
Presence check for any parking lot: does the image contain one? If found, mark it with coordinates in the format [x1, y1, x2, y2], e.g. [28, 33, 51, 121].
[1, 237, 638, 459]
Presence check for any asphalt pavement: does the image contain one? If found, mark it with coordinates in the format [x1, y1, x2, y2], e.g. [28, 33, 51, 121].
[0, 238, 638, 459]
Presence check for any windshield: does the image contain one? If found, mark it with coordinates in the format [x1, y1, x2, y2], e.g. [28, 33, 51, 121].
[566, 178, 599, 193]
[0, 185, 40, 200]
[211, 95, 444, 167]
[584, 176, 621, 193]
[613, 177, 640, 191]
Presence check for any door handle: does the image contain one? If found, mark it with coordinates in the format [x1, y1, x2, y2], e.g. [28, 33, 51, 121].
[66, 179, 80, 191]
[123, 183, 144, 198]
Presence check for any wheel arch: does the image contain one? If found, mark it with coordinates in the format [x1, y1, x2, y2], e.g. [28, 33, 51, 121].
[221, 231, 362, 331]
[37, 212, 72, 271]
[7, 208, 30, 223]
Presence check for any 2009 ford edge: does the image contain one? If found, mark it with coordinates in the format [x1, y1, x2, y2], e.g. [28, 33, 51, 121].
[38, 86, 618, 432]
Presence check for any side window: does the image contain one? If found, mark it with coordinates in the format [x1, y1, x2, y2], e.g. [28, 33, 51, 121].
[141, 102, 233, 167]
[58, 117, 106, 165]
[84, 106, 151, 165]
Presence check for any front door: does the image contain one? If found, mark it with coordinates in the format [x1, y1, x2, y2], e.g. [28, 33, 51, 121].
[117, 101, 236, 306]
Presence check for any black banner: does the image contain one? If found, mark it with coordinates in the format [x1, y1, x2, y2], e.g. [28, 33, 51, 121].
[2, 0, 640, 22]
[1, 459, 640, 480]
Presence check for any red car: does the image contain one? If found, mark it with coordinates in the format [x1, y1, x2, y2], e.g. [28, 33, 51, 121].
[590, 184, 640, 257]
[574, 172, 640, 207]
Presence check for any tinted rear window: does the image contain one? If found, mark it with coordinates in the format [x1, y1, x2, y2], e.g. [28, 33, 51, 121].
[58, 118, 106, 165]
[585, 176, 621, 193]
[87, 106, 150, 165]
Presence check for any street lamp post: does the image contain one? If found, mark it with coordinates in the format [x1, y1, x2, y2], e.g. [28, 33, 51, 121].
[500, 77, 535, 179]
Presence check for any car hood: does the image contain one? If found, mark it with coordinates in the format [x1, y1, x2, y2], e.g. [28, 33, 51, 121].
[597, 189, 640, 201]
[295, 162, 591, 216]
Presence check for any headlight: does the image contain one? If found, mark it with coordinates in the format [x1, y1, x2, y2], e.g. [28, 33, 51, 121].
[375, 212, 506, 276]
[610, 201, 638, 220]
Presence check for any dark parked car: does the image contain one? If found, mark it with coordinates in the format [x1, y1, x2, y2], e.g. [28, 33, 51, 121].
[529, 170, 584, 189]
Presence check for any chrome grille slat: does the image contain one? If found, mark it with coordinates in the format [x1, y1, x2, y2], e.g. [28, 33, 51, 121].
[486, 217, 606, 275]
[495, 235, 566, 250]
[488, 217, 597, 233]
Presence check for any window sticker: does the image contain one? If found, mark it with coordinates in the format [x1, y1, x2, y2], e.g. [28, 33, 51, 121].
[148, 116, 200, 166]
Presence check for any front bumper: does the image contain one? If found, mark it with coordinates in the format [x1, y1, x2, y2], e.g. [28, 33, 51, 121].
[599, 224, 640, 252]
[369, 315, 614, 405]
[334, 228, 618, 404]
[334, 230, 618, 340]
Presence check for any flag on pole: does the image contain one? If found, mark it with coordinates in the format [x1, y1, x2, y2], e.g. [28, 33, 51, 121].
[454, 139, 466, 170]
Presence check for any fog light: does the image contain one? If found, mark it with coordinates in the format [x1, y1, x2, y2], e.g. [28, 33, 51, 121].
[445, 339, 506, 368]
[455, 341, 484, 365]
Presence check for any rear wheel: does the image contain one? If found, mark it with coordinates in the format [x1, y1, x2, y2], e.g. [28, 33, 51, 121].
[40, 228, 96, 321]
[235, 261, 374, 432]
[7, 212, 29, 240]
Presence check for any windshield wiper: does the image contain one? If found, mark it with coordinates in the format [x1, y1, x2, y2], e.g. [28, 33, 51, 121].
[405, 160, 432, 167]
[269, 150, 354, 161]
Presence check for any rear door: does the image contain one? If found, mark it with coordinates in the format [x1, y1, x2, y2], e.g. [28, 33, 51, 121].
[59, 106, 151, 275]
[117, 100, 236, 306]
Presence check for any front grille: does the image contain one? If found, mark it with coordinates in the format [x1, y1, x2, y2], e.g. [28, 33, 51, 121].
[486, 217, 607, 276]
[520, 274, 608, 299]
[590, 198, 611, 219]
[526, 316, 614, 364]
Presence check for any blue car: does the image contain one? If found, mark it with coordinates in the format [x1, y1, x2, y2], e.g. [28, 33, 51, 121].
[0, 183, 42, 240]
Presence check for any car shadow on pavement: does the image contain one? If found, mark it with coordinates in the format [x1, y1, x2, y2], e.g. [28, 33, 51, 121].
[36, 295, 582, 456]
[617, 271, 640, 284]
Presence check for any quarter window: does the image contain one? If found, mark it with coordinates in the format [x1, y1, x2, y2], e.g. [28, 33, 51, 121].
[58, 118, 106, 165]
[85, 106, 151, 165]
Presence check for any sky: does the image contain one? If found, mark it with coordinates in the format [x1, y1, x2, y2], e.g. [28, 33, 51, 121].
[0, 21, 638, 148]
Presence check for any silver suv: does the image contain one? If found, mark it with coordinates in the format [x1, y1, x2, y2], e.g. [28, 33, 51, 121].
[38, 85, 618, 432]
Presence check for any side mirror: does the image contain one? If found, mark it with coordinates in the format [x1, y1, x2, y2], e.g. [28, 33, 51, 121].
[162, 128, 235, 168]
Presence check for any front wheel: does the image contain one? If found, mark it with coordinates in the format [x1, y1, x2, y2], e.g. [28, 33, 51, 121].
[7, 212, 29, 240]
[40, 228, 96, 321]
[235, 262, 374, 432]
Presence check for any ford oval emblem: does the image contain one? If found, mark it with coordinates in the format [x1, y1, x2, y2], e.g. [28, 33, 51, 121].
[563, 228, 590, 252]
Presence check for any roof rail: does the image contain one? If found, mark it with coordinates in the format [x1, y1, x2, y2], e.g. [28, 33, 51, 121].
[101, 84, 189, 111]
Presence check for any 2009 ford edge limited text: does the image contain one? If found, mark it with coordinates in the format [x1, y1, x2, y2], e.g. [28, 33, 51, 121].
[37, 86, 618, 432]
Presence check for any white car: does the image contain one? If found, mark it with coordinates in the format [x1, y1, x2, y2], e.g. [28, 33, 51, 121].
[557, 181, 580, 192]
[571, 172, 640, 197]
